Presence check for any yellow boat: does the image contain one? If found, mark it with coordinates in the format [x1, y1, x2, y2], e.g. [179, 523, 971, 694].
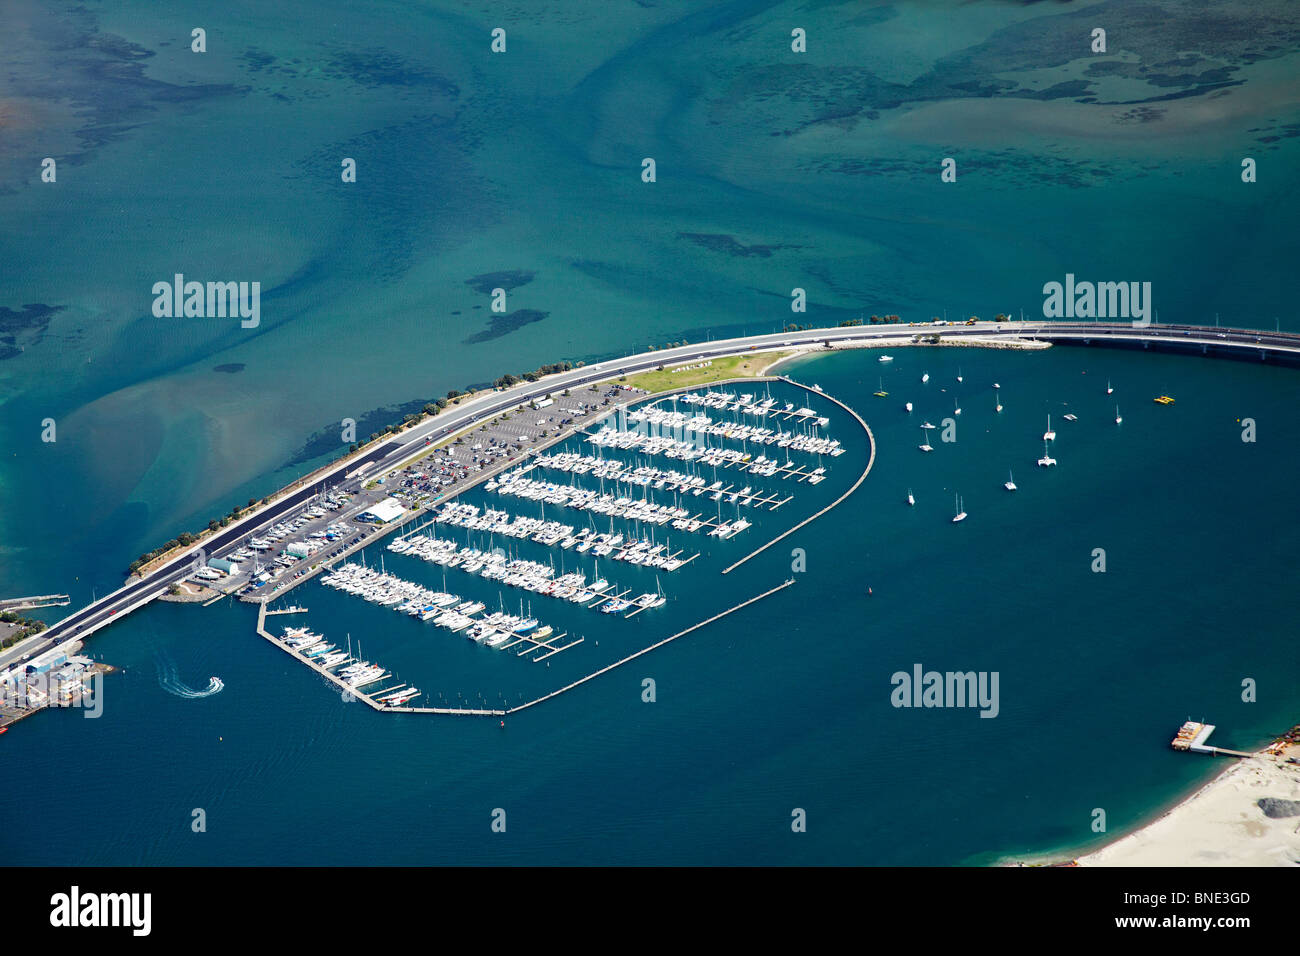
[1154, 395, 1175, 405]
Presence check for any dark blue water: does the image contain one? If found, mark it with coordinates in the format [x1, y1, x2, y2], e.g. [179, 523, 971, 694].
[4, 345, 1299, 865]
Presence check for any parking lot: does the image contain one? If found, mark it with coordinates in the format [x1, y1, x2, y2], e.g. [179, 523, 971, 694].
[378, 385, 629, 510]
[197, 384, 635, 603]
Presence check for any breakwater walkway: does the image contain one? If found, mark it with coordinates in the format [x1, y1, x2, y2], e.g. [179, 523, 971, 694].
[721, 377, 875, 575]
[504, 577, 796, 715]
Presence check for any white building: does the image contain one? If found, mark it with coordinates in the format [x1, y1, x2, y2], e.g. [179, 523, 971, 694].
[359, 498, 405, 524]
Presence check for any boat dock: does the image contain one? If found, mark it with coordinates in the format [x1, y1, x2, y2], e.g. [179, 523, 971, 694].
[1170, 720, 1255, 758]
[255, 603, 384, 711]
[505, 577, 796, 714]
[265, 605, 308, 616]
[721, 379, 876, 575]
[255, 602, 503, 715]
[0, 594, 70, 611]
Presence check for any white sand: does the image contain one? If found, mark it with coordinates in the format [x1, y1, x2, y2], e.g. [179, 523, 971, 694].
[1078, 742, 1300, 867]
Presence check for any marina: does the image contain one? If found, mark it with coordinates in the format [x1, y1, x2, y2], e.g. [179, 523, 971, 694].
[234, 376, 860, 713]
[396, 538, 665, 612]
[319, 562, 581, 655]
[6, 0, 1300, 876]
[255, 603, 502, 715]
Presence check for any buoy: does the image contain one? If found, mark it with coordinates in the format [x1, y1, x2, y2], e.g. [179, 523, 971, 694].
[500, 720, 505, 728]
[868, 587, 873, 595]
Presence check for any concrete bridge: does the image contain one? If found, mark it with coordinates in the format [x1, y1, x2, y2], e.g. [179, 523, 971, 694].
[6, 318, 1298, 668]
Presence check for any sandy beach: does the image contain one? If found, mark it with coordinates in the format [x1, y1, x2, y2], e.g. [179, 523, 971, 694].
[1078, 735, 1300, 867]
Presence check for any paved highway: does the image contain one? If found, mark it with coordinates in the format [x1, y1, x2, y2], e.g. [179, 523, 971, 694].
[8, 319, 1299, 668]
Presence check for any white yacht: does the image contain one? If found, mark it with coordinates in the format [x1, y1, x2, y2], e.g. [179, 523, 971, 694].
[1004, 470, 1017, 492]
[921, 372, 929, 383]
[1106, 380, 1114, 395]
[951, 494, 967, 523]
[907, 488, 915, 506]
[878, 354, 894, 363]
[904, 402, 913, 412]
[1115, 405, 1122, 425]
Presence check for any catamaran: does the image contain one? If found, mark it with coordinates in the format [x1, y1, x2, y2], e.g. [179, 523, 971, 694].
[1037, 442, 1057, 467]
[1043, 415, 1056, 441]
[1004, 470, 1017, 492]
[874, 377, 888, 397]
[951, 494, 967, 523]
[918, 428, 934, 453]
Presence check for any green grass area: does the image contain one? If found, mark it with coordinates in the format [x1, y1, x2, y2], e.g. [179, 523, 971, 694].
[620, 351, 793, 394]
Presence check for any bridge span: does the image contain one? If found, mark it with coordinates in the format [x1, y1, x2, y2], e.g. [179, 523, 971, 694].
[7, 319, 1299, 667]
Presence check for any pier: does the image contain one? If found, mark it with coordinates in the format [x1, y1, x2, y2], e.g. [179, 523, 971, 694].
[1170, 720, 1255, 758]
[0, 594, 70, 611]
[255, 602, 384, 711]
[254, 578, 792, 718]
[505, 577, 796, 714]
[265, 605, 308, 616]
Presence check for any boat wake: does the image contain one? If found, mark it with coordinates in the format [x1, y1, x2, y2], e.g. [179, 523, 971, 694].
[156, 658, 224, 699]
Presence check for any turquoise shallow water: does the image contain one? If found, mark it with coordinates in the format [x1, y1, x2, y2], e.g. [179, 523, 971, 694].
[2, 1, 1299, 863]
